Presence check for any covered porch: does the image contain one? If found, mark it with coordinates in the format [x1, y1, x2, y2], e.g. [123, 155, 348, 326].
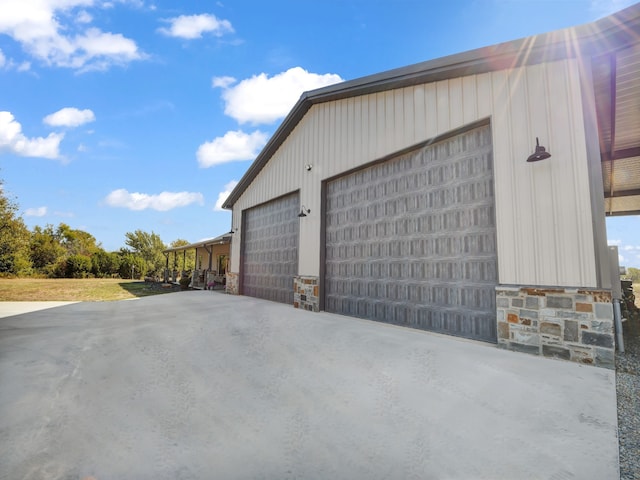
[162, 233, 231, 289]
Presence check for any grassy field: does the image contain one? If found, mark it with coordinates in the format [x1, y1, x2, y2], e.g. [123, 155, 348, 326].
[0, 278, 179, 302]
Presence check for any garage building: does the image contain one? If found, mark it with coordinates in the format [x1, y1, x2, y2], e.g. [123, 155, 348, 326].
[223, 5, 640, 367]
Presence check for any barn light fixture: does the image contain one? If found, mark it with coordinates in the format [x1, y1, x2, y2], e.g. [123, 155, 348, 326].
[305, 164, 313, 171]
[298, 206, 311, 218]
[527, 137, 551, 162]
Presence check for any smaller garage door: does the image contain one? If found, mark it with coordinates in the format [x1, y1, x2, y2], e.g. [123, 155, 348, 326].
[241, 193, 299, 304]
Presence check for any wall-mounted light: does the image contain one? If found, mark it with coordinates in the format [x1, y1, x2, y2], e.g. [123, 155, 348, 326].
[298, 206, 311, 218]
[227, 226, 239, 234]
[305, 164, 313, 171]
[527, 137, 551, 162]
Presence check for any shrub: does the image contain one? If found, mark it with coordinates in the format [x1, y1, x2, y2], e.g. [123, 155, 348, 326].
[65, 254, 92, 278]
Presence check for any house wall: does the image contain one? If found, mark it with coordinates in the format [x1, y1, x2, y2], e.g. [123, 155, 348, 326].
[195, 243, 230, 272]
[231, 59, 601, 289]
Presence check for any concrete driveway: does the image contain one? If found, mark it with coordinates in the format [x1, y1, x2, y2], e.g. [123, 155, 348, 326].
[0, 292, 619, 480]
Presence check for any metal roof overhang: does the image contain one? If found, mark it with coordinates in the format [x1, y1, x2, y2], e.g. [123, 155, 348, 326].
[591, 34, 640, 216]
[222, 4, 640, 215]
[162, 233, 231, 254]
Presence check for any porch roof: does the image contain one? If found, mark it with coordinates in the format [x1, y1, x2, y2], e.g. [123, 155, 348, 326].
[163, 233, 231, 254]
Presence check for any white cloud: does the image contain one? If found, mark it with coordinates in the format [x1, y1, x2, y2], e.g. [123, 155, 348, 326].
[104, 189, 204, 211]
[0, 0, 145, 71]
[0, 111, 64, 159]
[44, 107, 95, 127]
[76, 10, 92, 23]
[197, 130, 267, 167]
[0, 48, 30, 71]
[25, 206, 47, 217]
[158, 13, 234, 39]
[212, 75, 235, 88]
[213, 67, 343, 125]
[214, 180, 238, 211]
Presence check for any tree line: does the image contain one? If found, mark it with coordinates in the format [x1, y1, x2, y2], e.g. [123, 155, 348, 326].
[0, 179, 194, 279]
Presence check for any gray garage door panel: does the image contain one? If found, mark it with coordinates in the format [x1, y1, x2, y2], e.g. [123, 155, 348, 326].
[242, 193, 299, 304]
[325, 125, 497, 342]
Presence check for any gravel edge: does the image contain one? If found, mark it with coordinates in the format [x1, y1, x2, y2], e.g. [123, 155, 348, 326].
[616, 312, 640, 480]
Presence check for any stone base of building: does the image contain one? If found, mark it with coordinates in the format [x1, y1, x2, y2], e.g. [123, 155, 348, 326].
[225, 272, 239, 295]
[294, 276, 319, 312]
[496, 286, 615, 369]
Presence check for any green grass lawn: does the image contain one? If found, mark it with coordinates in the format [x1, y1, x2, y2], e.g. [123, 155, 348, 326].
[0, 278, 179, 302]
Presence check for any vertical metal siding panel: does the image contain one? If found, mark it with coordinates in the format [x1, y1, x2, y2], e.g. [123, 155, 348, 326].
[449, 77, 464, 129]
[462, 76, 478, 125]
[347, 97, 355, 167]
[333, 99, 342, 174]
[491, 70, 518, 284]
[300, 108, 319, 276]
[340, 99, 353, 169]
[336, 98, 345, 169]
[404, 87, 415, 145]
[368, 93, 377, 162]
[384, 91, 395, 155]
[507, 67, 538, 283]
[436, 80, 450, 134]
[526, 63, 558, 284]
[328, 102, 337, 175]
[394, 89, 404, 150]
[476, 73, 493, 118]
[566, 60, 597, 286]
[360, 95, 370, 164]
[425, 83, 438, 140]
[376, 92, 386, 159]
[319, 104, 328, 180]
[353, 96, 362, 165]
[413, 84, 426, 141]
[547, 61, 596, 286]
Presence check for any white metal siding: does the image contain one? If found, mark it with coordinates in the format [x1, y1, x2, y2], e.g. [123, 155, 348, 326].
[231, 59, 598, 288]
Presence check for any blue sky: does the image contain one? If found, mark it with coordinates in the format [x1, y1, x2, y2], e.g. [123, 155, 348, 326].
[0, 0, 638, 268]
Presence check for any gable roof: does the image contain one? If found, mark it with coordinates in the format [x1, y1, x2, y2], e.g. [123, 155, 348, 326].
[223, 4, 640, 211]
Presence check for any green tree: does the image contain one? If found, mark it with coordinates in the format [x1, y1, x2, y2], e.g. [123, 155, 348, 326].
[56, 223, 100, 257]
[124, 230, 166, 276]
[91, 250, 121, 278]
[169, 238, 195, 271]
[30, 225, 66, 274]
[0, 180, 32, 275]
[627, 267, 640, 283]
[64, 254, 92, 278]
[118, 252, 146, 279]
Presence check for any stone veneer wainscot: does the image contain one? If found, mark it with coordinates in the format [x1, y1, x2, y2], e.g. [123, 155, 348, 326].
[294, 276, 319, 312]
[496, 287, 615, 368]
[225, 272, 239, 295]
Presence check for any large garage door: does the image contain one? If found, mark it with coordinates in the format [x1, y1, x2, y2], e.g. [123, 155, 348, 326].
[325, 125, 497, 342]
[242, 193, 299, 304]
